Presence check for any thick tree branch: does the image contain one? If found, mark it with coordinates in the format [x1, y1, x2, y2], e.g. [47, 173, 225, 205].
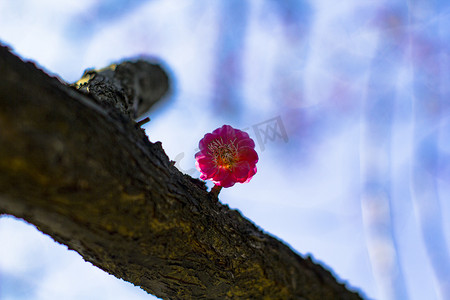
[0, 44, 363, 300]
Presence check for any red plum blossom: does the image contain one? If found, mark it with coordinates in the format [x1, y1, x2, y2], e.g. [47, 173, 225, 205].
[195, 125, 258, 188]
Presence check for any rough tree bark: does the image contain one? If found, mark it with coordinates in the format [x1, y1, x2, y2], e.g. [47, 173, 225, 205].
[0, 44, 363, 300]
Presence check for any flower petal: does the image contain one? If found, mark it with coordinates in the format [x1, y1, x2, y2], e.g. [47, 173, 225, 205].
[238, 148, 258, 165]
[235, 130, 250, 140]
[237, 137, 255, 149]
[213, 125, 228, 141]
[212, 167, 230, 181]
[196, 160, 217, 179]
[217, 176, 236, 188]
[197, 164, 217, 179]
[244, 166, 257, 183]
[199, 133, 218, 151]
[233, 161, 251, 182]
[194, 150, 207, 160]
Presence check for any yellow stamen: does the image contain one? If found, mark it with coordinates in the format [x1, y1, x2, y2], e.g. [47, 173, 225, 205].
[208, 138, 238, 169]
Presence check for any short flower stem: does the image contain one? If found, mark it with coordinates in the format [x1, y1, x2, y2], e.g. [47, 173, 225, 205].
[136, 117, 150, 127]
[210, 184, 222, 199]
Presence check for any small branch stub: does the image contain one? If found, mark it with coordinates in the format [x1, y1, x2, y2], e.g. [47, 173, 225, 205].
[73, 59, 170, 120]
[136, 117, 150, 127]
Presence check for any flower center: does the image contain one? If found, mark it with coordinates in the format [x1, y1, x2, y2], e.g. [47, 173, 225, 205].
[208, 138, 238, 169]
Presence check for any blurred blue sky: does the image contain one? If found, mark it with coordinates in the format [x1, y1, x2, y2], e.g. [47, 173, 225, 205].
[1, 1, 449, 299]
